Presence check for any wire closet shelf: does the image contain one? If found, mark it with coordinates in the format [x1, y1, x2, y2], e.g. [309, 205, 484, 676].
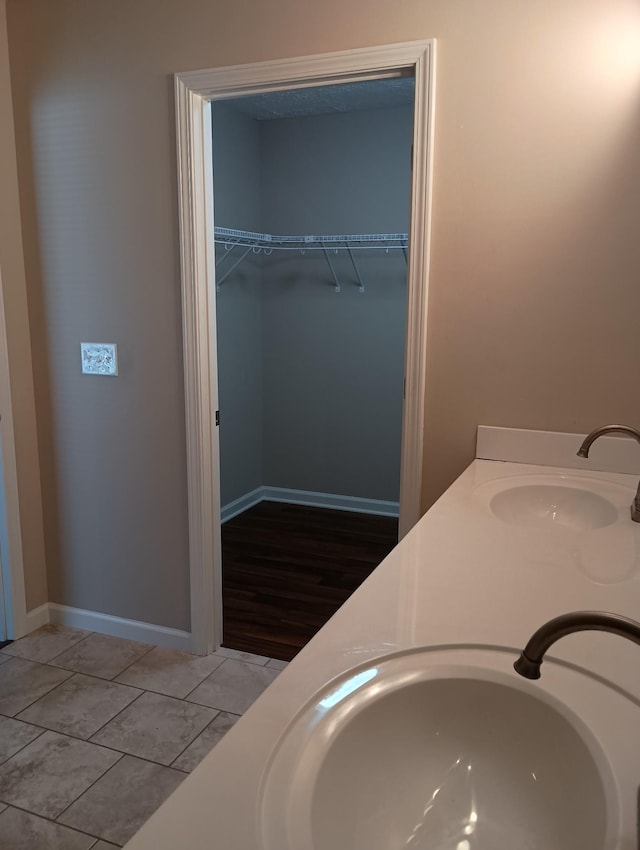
[214, 226, 409, 293]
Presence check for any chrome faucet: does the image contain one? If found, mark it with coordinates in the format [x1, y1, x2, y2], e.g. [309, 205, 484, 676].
[514, 611, 640, 679]
[577, 424, 640, 522]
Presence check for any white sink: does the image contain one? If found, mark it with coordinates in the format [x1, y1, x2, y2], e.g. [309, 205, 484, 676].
[473, 472, 633, 533]
[490, 484, 618, 530]
[260, 649, 620, 850]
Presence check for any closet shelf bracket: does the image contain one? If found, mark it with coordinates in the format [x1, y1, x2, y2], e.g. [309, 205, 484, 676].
[215, 244, 256, 291]
[347, 247, 365, 294]
[322, 244, 341, 293]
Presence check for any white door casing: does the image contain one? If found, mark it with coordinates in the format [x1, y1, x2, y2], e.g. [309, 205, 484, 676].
[0, 266, 29, 639]
[175, 41, 436, 655]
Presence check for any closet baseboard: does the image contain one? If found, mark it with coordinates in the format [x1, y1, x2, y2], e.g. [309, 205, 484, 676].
[220, 487, 264, 523]
[221, 486, 399, 522]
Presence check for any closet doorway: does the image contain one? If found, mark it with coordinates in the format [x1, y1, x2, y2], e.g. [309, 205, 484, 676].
[213, 82, 412, 659]
[174, 42, 436, 655]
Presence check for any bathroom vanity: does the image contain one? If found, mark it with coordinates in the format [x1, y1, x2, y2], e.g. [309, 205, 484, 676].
[125, 426, 640, 850]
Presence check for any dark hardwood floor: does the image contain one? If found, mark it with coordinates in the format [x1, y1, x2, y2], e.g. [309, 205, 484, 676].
[221, 501, 399, 661]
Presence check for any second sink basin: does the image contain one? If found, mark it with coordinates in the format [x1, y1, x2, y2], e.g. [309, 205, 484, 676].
[490, 484, 619, 530]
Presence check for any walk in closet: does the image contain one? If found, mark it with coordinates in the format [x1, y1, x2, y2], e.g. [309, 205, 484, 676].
[211, 80, 414, 660]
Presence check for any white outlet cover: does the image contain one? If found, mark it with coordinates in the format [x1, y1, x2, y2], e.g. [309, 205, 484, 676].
[81, 342, 118, 376]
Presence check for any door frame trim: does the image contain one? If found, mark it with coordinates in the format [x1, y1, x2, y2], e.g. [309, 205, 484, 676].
[174, 40, 436, 654]
[0, 267, 28, 639]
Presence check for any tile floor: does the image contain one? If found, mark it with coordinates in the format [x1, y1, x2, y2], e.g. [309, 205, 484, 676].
[0, 625, 286, 848]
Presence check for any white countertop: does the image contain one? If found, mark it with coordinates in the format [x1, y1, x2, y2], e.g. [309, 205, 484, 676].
[125, 456, 640, 850]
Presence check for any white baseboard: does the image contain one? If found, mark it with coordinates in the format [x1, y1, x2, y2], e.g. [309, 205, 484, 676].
[220, 486, 264, 523]
[48, 603, 193, 652]
[222, 485, 399, 521]
[23, 602, 50, 635]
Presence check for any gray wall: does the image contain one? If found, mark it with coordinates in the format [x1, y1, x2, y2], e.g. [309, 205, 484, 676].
[260, 108, 411, 500]
[212, 103, 263, 506]
[6, 0, 640, 631]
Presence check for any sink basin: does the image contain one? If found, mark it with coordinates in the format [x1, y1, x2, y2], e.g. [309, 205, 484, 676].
[260, 651, 618, 850]
[490, 484, 618, 530]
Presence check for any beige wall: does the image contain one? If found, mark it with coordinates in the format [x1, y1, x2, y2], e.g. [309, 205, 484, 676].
[0, 0, 47, 613]
[5, 0, 640, 627]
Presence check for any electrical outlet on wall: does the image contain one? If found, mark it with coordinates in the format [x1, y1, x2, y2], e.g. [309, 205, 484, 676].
[80, 342, 118, 376]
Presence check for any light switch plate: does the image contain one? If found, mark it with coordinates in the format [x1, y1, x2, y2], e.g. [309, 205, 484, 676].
[80, 342, 118, 376]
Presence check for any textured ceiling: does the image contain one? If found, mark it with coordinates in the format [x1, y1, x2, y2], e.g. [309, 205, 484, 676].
[226, 77, 415, 121]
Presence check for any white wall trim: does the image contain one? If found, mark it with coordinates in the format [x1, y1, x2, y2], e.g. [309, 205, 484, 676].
[220, 487, 264, 523]
[175, 73, 220, 657]
[263, 487, 399, 517]
[0, 268, 29, 639]
[175, 41, 436, 654]
[49, 603, 193, 652]
[397, 40, 436, 539]
[25, 602, 50, 633]
[222, 486, 399, 523]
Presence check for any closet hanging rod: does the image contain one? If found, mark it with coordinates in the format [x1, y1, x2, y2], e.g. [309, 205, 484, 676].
[214, 226, 408, 252]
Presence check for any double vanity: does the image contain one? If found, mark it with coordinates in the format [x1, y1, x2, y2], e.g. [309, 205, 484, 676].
[126, 426, 640, 850]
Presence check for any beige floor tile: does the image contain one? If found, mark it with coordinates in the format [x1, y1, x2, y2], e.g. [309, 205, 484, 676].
[172, 711, 240, 772]
[186, 659, 279, 714]
[215, 646, 270, 665]
[0, 715, 43, 765]
[0, 803, 5, 814]
[115, 646, 225, 698]
[17, 674, 142, 739]
[0, 658, 72, 716]
[0, 730, 120, 818]
[2, 625, 89, 664]
[266, 658, 288, 670]
[91, 690, 216, 765]
[50, 633, 152, 680]
[58, 755, 185, 846]
[0, 654, 10, 666]
[92, 843, 121, 849]
[0, 807, 95, 850]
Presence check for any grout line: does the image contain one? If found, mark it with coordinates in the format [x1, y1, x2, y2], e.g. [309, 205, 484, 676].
[44, 630, 96, 664]
[0, 726, 46, 769]
[0, 670, 75, 719]
[80, 738, 193, 772]
[181, 658, 228, 702]
[0, 653, 79, 674]
[47, 641, 156, 682]
[86, 689, 147, 742]
[168, 709, 221, 768]
[1, 707, 185, 768]
[52, 749, 126, 827]
[0, 727, 126, 828]
[82, 693, 214, 770]
[0, 719, 190, 800]
[1, 626, 97, 666]
[86, 702, 221, 768]
[105, 643, 157, 681]
[0, 802, 117, 846]
[113, 682, 198, 700]
[11, 672, 142, 739]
